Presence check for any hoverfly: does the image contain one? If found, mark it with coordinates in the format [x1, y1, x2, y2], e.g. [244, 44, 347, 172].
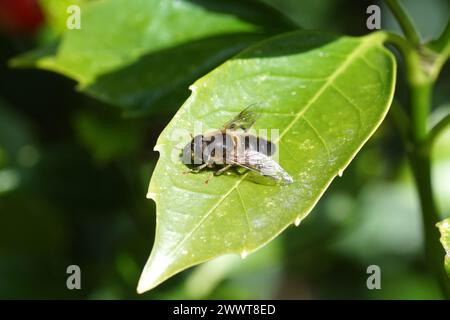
[182, 106, 293, 184]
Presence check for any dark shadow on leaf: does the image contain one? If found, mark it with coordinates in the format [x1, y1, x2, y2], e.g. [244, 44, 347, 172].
[9, 40, 60, 68]
[186, 0, 298, 30]
[233, 31, 340, 59]
[181, 159, 287, 186]
[225, 168, 285, 186]
[83, 33, 269, 117]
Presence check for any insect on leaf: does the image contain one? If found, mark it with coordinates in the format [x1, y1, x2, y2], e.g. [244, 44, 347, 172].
[138, 30, 396, 293]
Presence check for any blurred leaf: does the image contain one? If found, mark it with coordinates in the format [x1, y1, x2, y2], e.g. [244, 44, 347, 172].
[261, 0, 335, 29]
[0, 99, 39, 195]
[73, 110, 143, 162]
[9, 40, 59, 68]
[185, 0, 297, 29]
[436, 218, 450, 278]
[381, 0, 449, 41]
[137, 30, 396, 293]
[334, 183, 423, 260]
[12, 0, 287, 115]
[375, 271, 442, 299]
[184, 238, 282, 299]
[184, 255, 242, 299]
[31, 0, 258, 83]
[84, 33, 269, 116]
[0, 99, 33, 159]
[0, 194, 68, 256]
[0, 168, 20, 194]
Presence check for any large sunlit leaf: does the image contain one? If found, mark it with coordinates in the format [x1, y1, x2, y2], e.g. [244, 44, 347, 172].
[12, 0, 291, 115]
[137, 30, 396, 293]
[436, 218, 450, 278]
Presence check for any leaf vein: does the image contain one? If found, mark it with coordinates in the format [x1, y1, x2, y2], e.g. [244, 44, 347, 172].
[236, 186, 253, 242]
[170, 183, 220, 198]
[330, 83, 363, 132]
[360, 55, 384, 80]
[302, 116, 331, 160]
[274, 40, 370, 144]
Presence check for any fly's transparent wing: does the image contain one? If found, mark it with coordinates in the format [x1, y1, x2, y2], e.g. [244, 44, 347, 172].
[226, 149, 293, 184]
[221, 104, 259, 132]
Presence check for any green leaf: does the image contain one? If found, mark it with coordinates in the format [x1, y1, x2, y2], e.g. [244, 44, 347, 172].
[436, 218, 450, 278]
[13, 0, 288, 115]
[34, 0, 258, 83]
[137, 30, 396, 293]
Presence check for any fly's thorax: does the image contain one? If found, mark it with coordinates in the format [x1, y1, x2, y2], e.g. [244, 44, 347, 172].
[203, 132, 234, 165]
[182, 131, 235, 165]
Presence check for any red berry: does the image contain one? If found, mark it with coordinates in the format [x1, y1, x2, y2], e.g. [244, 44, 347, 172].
[0, 0, 44, 35]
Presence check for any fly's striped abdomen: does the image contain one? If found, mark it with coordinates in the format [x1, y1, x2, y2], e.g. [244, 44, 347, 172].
[242, 134, 276, 156]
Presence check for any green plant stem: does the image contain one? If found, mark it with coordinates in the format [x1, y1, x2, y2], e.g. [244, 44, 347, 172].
[408, 82, 450, 299]
[389, 99, 410, 146]
[385, 7, 450, 296]
[429, 110, 450, 144]
[408, 150, 450, 298]
[385, 0, 421, 46]
[410, 84, 431, 142]
[385, 32, 427, 85]
[431, 18, 450, 53]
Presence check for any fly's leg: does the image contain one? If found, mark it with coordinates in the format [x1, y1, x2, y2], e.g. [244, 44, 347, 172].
[204, 164, 232, 184]
[183, 163, 207, 175]
[204, 175, 213, 185]
[214, 164, 233, 176]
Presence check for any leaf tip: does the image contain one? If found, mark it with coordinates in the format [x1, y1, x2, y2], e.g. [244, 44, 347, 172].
[136, 280, 148, 294]
[136, 276, 155, 294]
[137, 253, 172, 294]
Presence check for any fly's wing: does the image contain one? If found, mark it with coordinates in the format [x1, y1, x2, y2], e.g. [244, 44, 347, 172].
[226, 149, 293, 184]
[221, 104, 259, 132]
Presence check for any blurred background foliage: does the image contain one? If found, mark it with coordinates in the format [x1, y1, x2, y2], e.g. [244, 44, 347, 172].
[0, 0, 449, 299]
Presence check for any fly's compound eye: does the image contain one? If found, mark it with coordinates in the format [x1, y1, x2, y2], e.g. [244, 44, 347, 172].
[181, 143, 193, 165]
